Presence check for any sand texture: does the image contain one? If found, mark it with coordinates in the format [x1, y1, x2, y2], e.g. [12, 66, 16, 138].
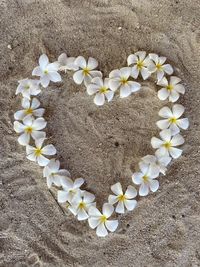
[1, 0, 200, 266]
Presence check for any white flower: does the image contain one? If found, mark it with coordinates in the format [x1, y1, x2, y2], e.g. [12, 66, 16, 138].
[57, 177, 85, 203]
[156, 104, 189, 135]
[148, 53, 173, 81]
[68, 191, 96, 221]
[14, 97, 45, 121]
[57, 53, 79, 72]
[26, 138, 56, 166]
[88, 203, 118, 237]
[151, 129, 185, 159]
[73, 56, 102, 86]
[16, 79, 41, 99]
[157, 76, 185, 102]
[141, 151, 171, 175]
[87, 77, 114, 106]
[13, 115, 46, 146]
[43, 159, 71, 188]
[108, 182, 137, 214]
[132, 162, 159, 196]
[127, 51, 151, 80]
[108, 67, 141, 98]
[32, 54, 61, 88]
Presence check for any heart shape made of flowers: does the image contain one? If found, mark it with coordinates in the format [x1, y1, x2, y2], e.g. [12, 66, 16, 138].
[13, 51, 189, 237]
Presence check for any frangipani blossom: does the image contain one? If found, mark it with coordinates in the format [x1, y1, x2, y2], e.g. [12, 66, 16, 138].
[32, 54, 61, 88]
[57, 177, 85, 203]
[69, 191, 96, 221]
[148, 53, 173, 81]
[87, 77, 114, 106]
[141, 150, 171, 175]
[157, 76, 185, 102]
[73, 56, 102, 86]
[16, 79, 41, 99]
[57, 53, 79, 72]
[132, 162, 159, 196]
[13, 115, 46, 146]
[109, 67, 141, 98]
[88, 203, 118, 237]
[156, 104, 189, 135]
[26, 138, 56, 166]
[151, 129, 184, 159]
[43, 159, 71, 188]
[127, 51, 151, 80]
[108, 182, 137, 214]
[14, 97, 45, 121]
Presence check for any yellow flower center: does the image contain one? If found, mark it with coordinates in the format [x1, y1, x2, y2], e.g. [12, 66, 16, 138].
[137, 60, 144, 70]
[25, 108, 33, 115]
[169, 117, 177, 124]
[25, 85, 30, 90]
[143, 175, 149, 183]
[167, 84, 174, 91]
[117, 194, 126, 202]
[120, 77, 128, 85]
[34, 147, 42, 157]
[99, 87, 108, 94]
[163, 141, 171, 149]
[44, 70, 48, 74]
[100, 215, 107, 223]
[25, 126, 33, 134]
[156, 63, 163, 70]
[79, 202, 86, 209]
[83, 68, 90, 76]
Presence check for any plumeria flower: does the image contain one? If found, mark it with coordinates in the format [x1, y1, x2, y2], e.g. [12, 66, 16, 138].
[68, 191, 96, 221]
[141, 150, 171, 175]
[151, 129, 185, 159]
[26, 138, 56, 166]
[16, 79, 41, 99]
[108, 182, 137, 214]
[57, 53, 79, 72]
[13, 115, 46, 146]
[88, 203, 118, 237]
[43, 159, 71, 188]
[127, 51, 151, 80]
[157, 76, 185, 102]
[109, 67, 141, 98]
[73, 56, 102, 86]
[57, 177, 85, 203]
[14, 97, 45, 121]
[156, 104, 189, 135]
[87, 77, 114, 106]
[148, 53, 173, 81]
[132, 162, 159, 196]
[32, 54, 61, 88]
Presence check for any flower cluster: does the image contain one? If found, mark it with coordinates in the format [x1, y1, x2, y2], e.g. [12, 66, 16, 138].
[14, 51, 189, 237]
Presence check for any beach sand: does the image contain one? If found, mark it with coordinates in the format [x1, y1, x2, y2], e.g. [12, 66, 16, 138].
[0, 0, 200, 266]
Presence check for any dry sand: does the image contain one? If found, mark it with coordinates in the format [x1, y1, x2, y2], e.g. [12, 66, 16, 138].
[1, 0, 200, 266]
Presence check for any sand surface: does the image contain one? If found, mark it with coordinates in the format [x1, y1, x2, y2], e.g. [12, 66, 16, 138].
[1, 0, 200, 266]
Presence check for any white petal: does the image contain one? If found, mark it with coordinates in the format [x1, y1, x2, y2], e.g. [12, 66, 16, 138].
[149, 53, 159, 64]
[88, 206, 102, 217]
[74, 178, 84, 189]
[49, 72, 62, 82]
[127, 54, 138, 65]
[47, 176, 53, 188]
[33, 108, 45, 117]
[47, 62, 59, 72]
[111, 182, 123, 195]
[57, 190, 69, 203]
[94, 93, 105, 106]
[102, 203, 114, 218]
[83, 191, 95, 204]
[115, 201, 125, 214]
[158, 88, 169, 100]
[169, 91, 179, 102]
[105, 91, 114, 102]
[26, 145, 35, 155]
[120, 67, 131, 79]
[120, 84, 131, 98]
[22, 97, 30, 109]
[174, 84, 185, 94]
[124, 199, 137, 211]
[42, 145, 57, 155]
[125, 185, 137, 199]
[149, 179, 159, 192]
[31, 130, 46, 140]
[158, 106, 173, 118]
[13, 121, 25, 133]
[31, 98, 40, 109]
[96, 223, 108, 237]
[87, 84, 99, 95]
[169, 147, 182, 159]
[139, 162, 149, 174]
[32, 66, 43, 76]
[39, 54, 49, 69]
[88, 218, 100, 229]
[169, 124, 180, 135]
[163, 64, 173, 75]
[40, 76, 50, 88]
[73, 70, 84, 84]
[171, 134, 184, 146]
[172, 104, 185, 118]
[27, 152, 37, 162]
[108, 195, 118, 205]
[141, 68, 150, 80]
[176, 118, 189, 130]
[90, 70, 102, 79]
[160, 129, 172, 142]
[109, 69, 121, 78]
[32, 117, 47, 130]
[135, 51, 146, 61]
[170, 76, 181, 85]
[157, 70, 164, 81]
[151, 137, 163, 148]
[128, 81, 141, 92]
[131, 65, 139, 79]
[88, 57, 98, 70]
[58, 53, 68, 65]
[91, 77, 103, 87]
[77, 208, 89, 221]
[157, 77, 168, 87]
[74, 56, 86, 68]
[105, 220, 118, 232]
[108, 79, 120, 91]
[37, 155, 49, 166]
[159, 56, 167, 65]
[132, 172, 143, 185]
[156, 119, 170, 130]
[18, 133, 30, 146]
[139, 183, 149, 196]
